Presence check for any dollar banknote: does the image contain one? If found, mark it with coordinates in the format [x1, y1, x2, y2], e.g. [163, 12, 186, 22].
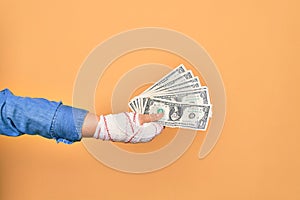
[128, 64, 213, 130]
[149, 70, 194, 94]
[153, 76, 199, 94]
[144, 98, 211, 130]
[153, 87, 210, 105]
[141, 64, 187, 96]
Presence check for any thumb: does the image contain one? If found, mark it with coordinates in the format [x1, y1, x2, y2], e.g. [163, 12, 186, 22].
[138, 113, 164, 125]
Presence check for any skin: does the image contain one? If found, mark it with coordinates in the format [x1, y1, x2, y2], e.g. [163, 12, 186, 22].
[81, 112, 164, 138]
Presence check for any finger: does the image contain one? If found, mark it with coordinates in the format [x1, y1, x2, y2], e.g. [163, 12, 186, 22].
[138, 113, 164, 125]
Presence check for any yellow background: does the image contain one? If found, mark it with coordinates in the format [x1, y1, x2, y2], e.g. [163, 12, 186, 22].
[0, 0, 299, 199]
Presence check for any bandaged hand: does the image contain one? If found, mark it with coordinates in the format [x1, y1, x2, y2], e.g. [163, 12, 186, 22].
[93, 112, 164, 143]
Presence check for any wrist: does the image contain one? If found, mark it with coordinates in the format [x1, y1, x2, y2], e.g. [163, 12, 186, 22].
[81, 112, 100, 138]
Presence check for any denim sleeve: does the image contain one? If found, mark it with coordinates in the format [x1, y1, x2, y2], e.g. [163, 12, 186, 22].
[0, 88, 88, 144]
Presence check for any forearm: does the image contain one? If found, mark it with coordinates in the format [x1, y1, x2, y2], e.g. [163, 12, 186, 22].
[0, 88, 88, 144]
[0, 88, 163, 144]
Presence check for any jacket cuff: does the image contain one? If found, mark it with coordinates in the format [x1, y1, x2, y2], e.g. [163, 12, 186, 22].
[50, 104, 88, 144]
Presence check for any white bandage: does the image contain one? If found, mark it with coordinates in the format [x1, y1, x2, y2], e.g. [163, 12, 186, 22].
[93, 112, 163, 143]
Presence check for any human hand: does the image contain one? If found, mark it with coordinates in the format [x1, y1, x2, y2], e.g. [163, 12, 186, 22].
[138, 113, 164, 125]
[93, 112, 164, 143]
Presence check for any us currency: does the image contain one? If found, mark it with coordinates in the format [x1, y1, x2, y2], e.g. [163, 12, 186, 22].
[148, 70, 194, 94]
[129, 64, 213, 129]
[128, 101, 136, 113]
[153, 87, 210, 105]
[129, 64, 189, 112]
[153, 77, 200, 94]
[139, 79, 201, 113]
[151, 88, 212, 117]
[141, 64, 187, 96]
[130, 98, 139, 113]
[144, 98, 211, 130]
[154, 82, 201, 95]
[142, 87, 211, 114]
[136, 98, 142, 113]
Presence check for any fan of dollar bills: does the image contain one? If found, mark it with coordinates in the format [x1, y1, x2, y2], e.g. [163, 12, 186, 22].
[128, 64, 212, 131]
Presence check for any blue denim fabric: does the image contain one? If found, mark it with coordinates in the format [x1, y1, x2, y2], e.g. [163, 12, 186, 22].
[0, 89, 88, 144]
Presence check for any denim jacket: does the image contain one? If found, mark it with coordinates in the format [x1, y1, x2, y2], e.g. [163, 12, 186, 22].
[0, 89, 88, 144]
